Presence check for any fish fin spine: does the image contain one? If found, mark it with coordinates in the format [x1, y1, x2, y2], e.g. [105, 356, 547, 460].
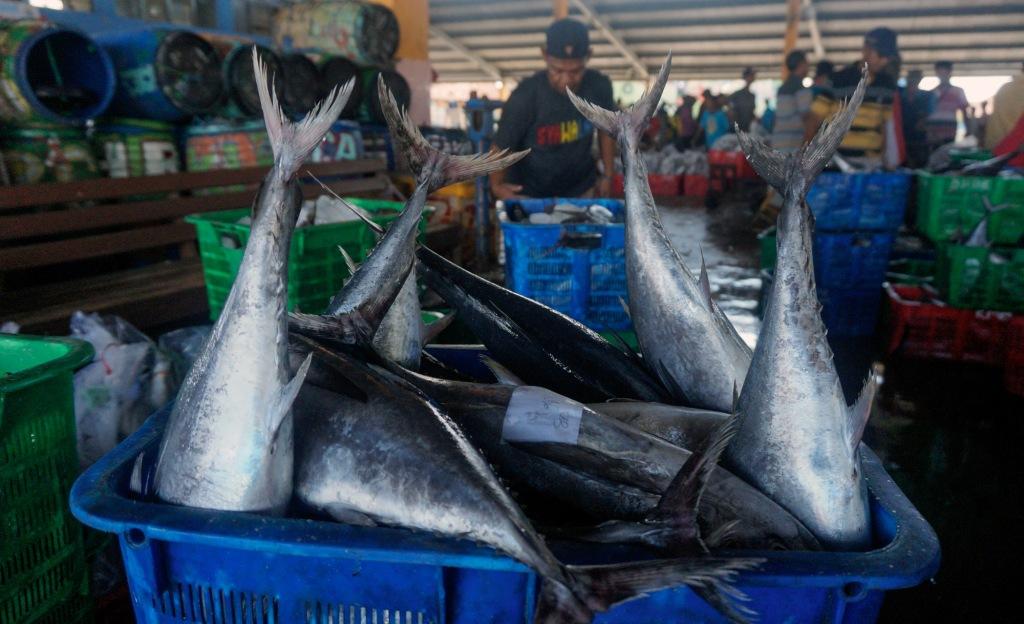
[269, 352, 311, 438]
[377, 76, 528, 192]
[698, 247, 714, 311]
[254, 47, 351, 178]
[420, 310, 456, 344]
[848, 366, 879, 451]
[479, 354, 525, 385]
[567, 53, 672, 149]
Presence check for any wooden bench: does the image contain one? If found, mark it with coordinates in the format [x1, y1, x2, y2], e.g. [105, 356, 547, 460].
[1, 159, 392, 334]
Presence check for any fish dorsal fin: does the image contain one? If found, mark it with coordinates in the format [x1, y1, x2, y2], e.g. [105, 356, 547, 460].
[311, 174, 386, 235]
[698, 247, 713, 311]
[268, 352, 311, 439]
[338, 245, 359, 274]
[479, 354, 525, 385]
[848, 368, 879, 452]
[649, 414, 739, 541]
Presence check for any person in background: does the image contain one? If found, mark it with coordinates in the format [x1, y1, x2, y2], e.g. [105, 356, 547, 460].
[697, 95, 730, 149]
[901, 69, 934, 169]
[812, 60, 834, 96]
[807, 27, 900, 168]
[772, 50, 812, 154]
[985, 62, 1024, 150]
[926, 60, 970, 150]
[728, 67, 758, 132]
[490, 18, 615, 200]
[674, 94, 699, 150]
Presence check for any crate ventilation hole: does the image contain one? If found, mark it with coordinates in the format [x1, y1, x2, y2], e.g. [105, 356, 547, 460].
[151, 584, 278, 623]
[304, 603, 429, 624]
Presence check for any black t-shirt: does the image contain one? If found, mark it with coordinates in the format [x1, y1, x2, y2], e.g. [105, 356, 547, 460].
[494, 69, 614, 198]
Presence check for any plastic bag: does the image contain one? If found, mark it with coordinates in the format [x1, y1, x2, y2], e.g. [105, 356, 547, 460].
[70, 312, 175, 468]
[0, 321, 19, 334]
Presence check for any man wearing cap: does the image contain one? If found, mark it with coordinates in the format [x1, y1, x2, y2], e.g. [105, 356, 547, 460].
[806, 27, 901, 167]
[490, 18, 615, 200]
[728, 67, 758, 133]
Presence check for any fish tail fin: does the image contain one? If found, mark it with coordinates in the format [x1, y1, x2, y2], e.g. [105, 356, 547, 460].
[567, 52, 672, 150]
[255, 47, 352, 178]
[566, 557, 762, 619]
[737, 64, 867, 195]
[377, 77, 528, 192]
[648, 413, 740, 553]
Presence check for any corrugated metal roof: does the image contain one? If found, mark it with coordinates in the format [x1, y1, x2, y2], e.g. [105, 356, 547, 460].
[429, 0, 1024, 82]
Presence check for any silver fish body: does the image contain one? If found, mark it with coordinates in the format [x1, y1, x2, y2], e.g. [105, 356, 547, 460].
[153, 50, 349, 513]
[567, 55, 751, 412]
[726, 70, 874, 550]
[372, 271, 423, 368]
[590, 401, 729, 451]
[390, 370, 820, 551]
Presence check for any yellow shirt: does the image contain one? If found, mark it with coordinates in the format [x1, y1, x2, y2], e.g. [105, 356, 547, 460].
[811, 66, 895, 159]
[985, 74, 1024, 150]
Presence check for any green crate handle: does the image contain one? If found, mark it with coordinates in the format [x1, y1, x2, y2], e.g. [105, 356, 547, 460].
[0, 336, 93, 429]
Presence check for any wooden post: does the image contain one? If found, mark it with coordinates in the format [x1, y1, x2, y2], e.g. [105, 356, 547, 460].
[782, 0, 801, 78]
[553, 0, 569, 19]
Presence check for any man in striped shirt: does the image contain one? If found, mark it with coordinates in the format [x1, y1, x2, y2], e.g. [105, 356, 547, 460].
[771, 50, 813, 153]
[806, 27, 900, 168]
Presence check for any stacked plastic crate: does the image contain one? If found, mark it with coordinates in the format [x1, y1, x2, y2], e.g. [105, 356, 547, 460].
[884, 170, 1024, 396]
[759, 172, 911, 336]
[499, 198, 630, 334]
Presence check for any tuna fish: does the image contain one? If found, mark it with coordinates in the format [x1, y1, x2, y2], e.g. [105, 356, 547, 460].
[289, 78, 524, 354]
[291, 338, 760, 624]
[725, 67, 875, 550]
[153, 49, 351, 513]
[590, 401, 730, 451]
[384, 366, 820, 551]
[567, 53, 752, 412]
[417, 247, 672, 404]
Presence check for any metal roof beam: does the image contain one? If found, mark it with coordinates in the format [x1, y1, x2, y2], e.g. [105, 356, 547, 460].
[570, 0, 649, 80]
[429, 25, 504, 81]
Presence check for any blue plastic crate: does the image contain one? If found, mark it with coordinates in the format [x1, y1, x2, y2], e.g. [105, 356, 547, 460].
[819, 286, 885, 337]
[814, 232, 896, 289]
[501, 198, 630, 331]
[807, 173, 910, 232]
[72, 395, 939, 624]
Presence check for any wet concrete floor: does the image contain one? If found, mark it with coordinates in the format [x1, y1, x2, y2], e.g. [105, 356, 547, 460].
[665, 194, 1022, 622]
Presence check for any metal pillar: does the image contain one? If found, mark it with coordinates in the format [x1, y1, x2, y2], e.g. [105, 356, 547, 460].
[464, 98, 503, 265]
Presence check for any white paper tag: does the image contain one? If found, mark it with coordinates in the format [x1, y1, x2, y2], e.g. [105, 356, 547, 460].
[502, 386, 583, 444]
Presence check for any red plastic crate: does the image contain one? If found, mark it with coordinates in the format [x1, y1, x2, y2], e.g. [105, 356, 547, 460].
[884, 283, 1013, 365]
[610, 173, 681, 197]
[684, 174, 709, 199]
[1005, 317, 1024, 397]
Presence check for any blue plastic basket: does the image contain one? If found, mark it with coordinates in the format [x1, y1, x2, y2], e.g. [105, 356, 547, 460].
[807, 173, 910, 232]
[501, 199, 630, 331]
[814, 232, 896, 290]
[758, 273, 884, 337]
[71, 396, 939, 624]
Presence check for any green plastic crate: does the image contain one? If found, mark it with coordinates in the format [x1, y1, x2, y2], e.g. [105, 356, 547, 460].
[886, 258, 937, 286]
[936, 244, 1024, 312]
[1, 334, 93, 624]
[187, 198, 426, 320]
[758, 227, 777, 270]
[915, 172, 1024, 245]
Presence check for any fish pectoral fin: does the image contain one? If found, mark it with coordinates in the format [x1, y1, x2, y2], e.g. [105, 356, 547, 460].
[420, 311, 456, 344]
[324, 503, 378, 527]
[479, 354, 525, 385]
[269, 353, 312, 438]
[847, 368, 879, 451]
[648, 414, 739, 550]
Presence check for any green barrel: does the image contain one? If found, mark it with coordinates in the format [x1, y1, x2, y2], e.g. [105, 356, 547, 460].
[93, 118, 179, 179]
[184, 120, 272, 194]
[0, 122, 99, 185]
[0, 19, 115, 124]
[274, 1, 399, 66]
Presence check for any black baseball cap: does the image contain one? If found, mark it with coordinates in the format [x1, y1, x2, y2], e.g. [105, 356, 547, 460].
[864, 27, 899, 58]
[546, 19, 590, 59]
